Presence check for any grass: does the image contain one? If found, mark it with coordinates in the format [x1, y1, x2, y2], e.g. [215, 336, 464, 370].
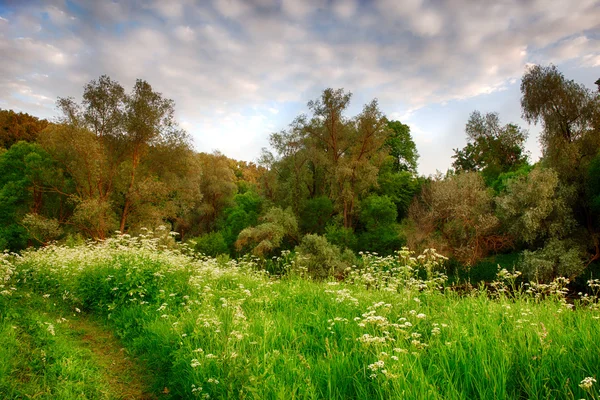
[0, 287, 157, 399]
[1, 236, 600, 399]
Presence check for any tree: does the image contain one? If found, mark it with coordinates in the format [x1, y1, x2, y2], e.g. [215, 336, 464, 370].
[294, 234, 355, 279]
[452, 111, 528, 184]
[263, 88, 393, 230]
[49, 76, 193, 238]
[0, 142, 62, 250]
[408, 172, 510, 266]
[385, 120, 419, 173]
[356, 194, 403, 255]
[217, 190, 263, 253]
[0, 109, 49, 149]
[194, 152, 237, 232]
[496, 166, 583, 281]
[119, 79, 188, 232]
[521, 64, 600, 266]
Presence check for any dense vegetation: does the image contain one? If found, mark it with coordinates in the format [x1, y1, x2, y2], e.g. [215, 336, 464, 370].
[1, 235, 599, 398]
[1, 65, 599, 283]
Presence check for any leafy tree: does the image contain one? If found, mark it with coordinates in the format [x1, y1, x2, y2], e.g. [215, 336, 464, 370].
[385, 120, 419, 173]
[376, 166, 420, 220]
[324, 222, 358, 251]
[356, 194, 403, 255]
[359, 195, 397, 230]
[587, 152, 600, 216]
[0, 109, 49, 149]
[48, 76, 195, 238]
[408, 172, 509, 266]
[0, 142, 61, 250]
[39, 123, 118, 238]
[299, 196, 334, 234]
[521, 64, 600, 265]
[195, 151, 237, 232]
[217, 190, 263, 253]
[119, 79, 189, 232]
[496, 167, 576, 246]
[496, 166, 584, 281]
[452, 111, 528, 184]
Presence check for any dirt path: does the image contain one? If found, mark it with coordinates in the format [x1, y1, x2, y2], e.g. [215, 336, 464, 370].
[67, 317, 158, 400]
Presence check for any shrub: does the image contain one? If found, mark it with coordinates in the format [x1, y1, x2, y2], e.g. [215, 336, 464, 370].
[295, 234, 355, 279]
[190, 231, 228, 257]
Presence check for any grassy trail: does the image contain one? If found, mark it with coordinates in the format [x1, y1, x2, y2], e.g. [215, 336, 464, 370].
[0, 291, 159, 400]
[67, 316, 157, 400]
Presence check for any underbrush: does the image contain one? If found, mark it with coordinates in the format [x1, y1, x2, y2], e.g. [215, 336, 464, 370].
[2, 235, 600, 399]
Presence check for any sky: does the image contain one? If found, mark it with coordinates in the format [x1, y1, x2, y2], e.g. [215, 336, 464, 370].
[0, 0, 599, 175]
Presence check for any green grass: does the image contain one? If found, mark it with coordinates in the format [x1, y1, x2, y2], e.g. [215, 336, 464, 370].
[2, 238, 600, 399]
[0, 289, 156, 399]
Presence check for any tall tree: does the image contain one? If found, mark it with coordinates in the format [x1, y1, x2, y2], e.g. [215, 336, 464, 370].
[521, 64, 600, 265]
[452, 111, 528, 184]
[119, 79, 186, 232]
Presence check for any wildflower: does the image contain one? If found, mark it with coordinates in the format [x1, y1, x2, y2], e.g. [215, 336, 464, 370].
[367, 360, 385, 371]
[416, 313, 426, 319]
[580, 377, 596, 390]
[191, 359, 201, 368]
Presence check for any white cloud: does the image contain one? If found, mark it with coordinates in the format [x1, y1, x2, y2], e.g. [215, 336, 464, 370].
[0, 0, 599, 172]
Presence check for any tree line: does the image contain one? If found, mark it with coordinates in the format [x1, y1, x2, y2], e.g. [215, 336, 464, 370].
[1, 65, 599, 282]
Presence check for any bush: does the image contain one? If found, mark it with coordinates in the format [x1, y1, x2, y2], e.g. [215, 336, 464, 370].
[190, 231, 228, 257]
[521, 238, 586, 282]
[295, 234, 355, 280]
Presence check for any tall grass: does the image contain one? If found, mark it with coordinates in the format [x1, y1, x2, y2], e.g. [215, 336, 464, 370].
[2, 235, 600, 399]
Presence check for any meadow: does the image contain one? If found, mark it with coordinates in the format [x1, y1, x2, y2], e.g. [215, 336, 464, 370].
[1, 233, 599, 399]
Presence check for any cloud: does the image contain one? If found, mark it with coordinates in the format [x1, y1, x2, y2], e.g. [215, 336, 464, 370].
[0, 0, 599, 171]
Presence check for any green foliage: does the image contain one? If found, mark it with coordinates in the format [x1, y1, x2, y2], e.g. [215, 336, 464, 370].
[490, 163, 533, 193]
[356, 195, 403, 255]
[377, 164, 421, 220]
[359, 195, 397, 230]
[295, 234, 355, 279]
[587, 152, 600, 215]
[408, 172, 507, 266]
[325, 222, 358, 251]
[521, 238, 586, 282]
[0, 142, 59, 251]
[452, 111, 528, 184]
[235, 207, 298, 257]
[385, 120, 419, 173]
[190, 231, 229, 257]
[357, 225, 404, 256]
[218, 190, 262, 252]
[496, 166, 576, 246]
[299, 196, 333, 234]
